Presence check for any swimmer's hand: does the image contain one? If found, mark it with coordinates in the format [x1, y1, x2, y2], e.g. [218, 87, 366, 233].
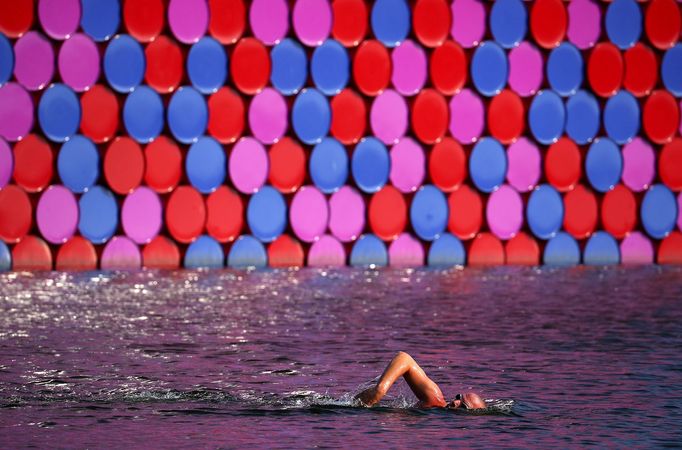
[355, 386, 383, 407]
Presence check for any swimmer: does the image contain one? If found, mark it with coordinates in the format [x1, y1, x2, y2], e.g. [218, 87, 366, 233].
[355, 351, 486, 409]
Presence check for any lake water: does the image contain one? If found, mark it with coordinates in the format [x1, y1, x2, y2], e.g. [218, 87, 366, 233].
[0, 266, 680, 448]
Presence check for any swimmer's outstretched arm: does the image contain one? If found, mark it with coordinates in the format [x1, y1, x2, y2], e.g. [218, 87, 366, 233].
[355, 351, 446, 407]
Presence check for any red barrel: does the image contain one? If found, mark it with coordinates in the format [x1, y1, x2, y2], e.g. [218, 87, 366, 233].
[505, 232, 540, 266]
[331, 0, 367, 47]
[231, 38, 270, 95]
[487, 89, 524, 144]
[331, 88, 366, 145]
[659, 138, 682, 192]
[12, 134, 53, 193]
[0, 0, 34, 38]
[142, 236, 181, 269]
[208, 87, 244, 144]
[429, 137, 466, 193]
[104, 137, 145, 195]
[124, 0, 165, 43]
[369, 185, 407, 241]
[545, 137, 582, 192]
[563, 184, 598, 239]
[530, 0, 567, 49]
[623, 43, 658, 97]
[412, 89, 448, 144]
[206, 186, 243, 243]
[643, 90, 679, 144]
[80, 85, 119, 144]
[268, 234, 305, 267]
[56, 236, 97, 270]
[430, 40, 467, 96]
[353, 40, 391, 96]
[166, 186, 206, 243]
[588, 43, 623, 97]
[144, 136, 182, 194]
[413, 0, 450, 48]
[0, 185, 32, 243]
[658, 231, 682, 264]
[469, 233, 505, 266]
[601, 184, 637, 239]
[145, 35, 183, 93]
[208, 0, 245, 44]
[268, 137, 306, 194]
[12, 235, 52, 270]
[448, 185, 482, 240]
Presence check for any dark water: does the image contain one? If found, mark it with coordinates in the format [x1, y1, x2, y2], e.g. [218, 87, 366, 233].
[0, 266, 680, 448]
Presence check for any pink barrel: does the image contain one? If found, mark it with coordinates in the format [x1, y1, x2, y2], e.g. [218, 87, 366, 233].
[308, 234, 346, 267]
[0, 83, 33, 142]
[101, 236, 141, 269]
[449, 88, 484, 144]
[450, 0, 485, 48]
[58, 33, 100, 92]
[36, 185, 78, 244]
[391, 40, 427, 96]
[620, 231, 654, 264]
[329, 186, 365, 242]
[38, 0, 81, 40]
[390, 137, 425, 193]
[622, 137, 655, 192]
[249, 87, 288, 144]
[293, 0, 331, 47]
[567, 0, 601, 50]
[678, 194, 682, 231]
[13, 31, 54, 91]
[389, 233, 425, 267]
[0, 138, 11, 187]
[507, 137, 541, 192]
[370, 89, 408, 145]
[168, 0, 209, 44]
[486, 184, 524, 240]
[250, 0, 289, 45]
[121, 187, 162, 244]
[508, 42, 543, 97]
[229, 137, 269, 193]
[290, 185, 329, 242]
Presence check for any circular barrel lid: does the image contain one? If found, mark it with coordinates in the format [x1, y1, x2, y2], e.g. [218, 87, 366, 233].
[208, 87, 244, 144]
[332, 0, 367, 47]
[123, 86, 164, 143]
[543, 232, 580, 266]
[268, 137, 306, 194]
[329, 186, 365, 242]
[352, 137, 389, 193]
[310, 137, 348, 194]
[606, 0, 642, 49]
[142, 235, 181, 269]
[414, 0, 450, 48]
[391, 40, 427, 96]
[36, 185, 78, 244]
[0, 83, 33, 142]
[123, 0, 164, 43]
[660, 138, 682, 191]
[601, 184, 636, 239]
[292, 88, 330, 145]
[81, 0, 120, 42]
[468, 233, 504, 266]
[101, 236, 141, 269]
[486, 184, 523, 240]
[588, 43, 623, 97]
[227, 235, 267, 269]
[430, 40, 467, 96]
[208, 0, 244, 44]
[247, 186, 287, 243]
[229, 137, 267, 194]
[563, 184, 597, 239]
[390, 138, 424, 193]
[567, 0, 600, 50]
[166, 186, 206, 243]
[658, 231, 682, 264]
[168, 0, 208, 44]
[0, 138, 11, 187]
[430, 137, 466, 193]
[586, 138, 623, 193]
[565, 90, 600, 145]
[58, 33, 99, 92]
[584, 231, 620, 265]
[449, 88, 484, 144]
[641, 184, 678, 239]
[527, 184, 563, 240]
[270, 38, 307, 96]
[369, 185, 406, 241]
[80, 84, 119, 143]
[13, 134, 53, 193]
[57, 135, 99, 193]
[186, 136, 226, 194]
[545, 137, 581, 192]
[370, 89, 408, 145]
[293, 0, 332, 47]
[471, 41, 508, 97]
[78, 185, 118, 243]
[663, 45, 682, 98]
[469, 137, 507, 193]
[622, 137, 655, 192]
[104, 136, 144, 194]
[410, 185, 447, 241]
[353, 40, 391, 96]
[412, 89, 448, 144]
[185, 235, 224, 269]
[231, 37, 270, 95]
[448, 185, 482, 240]
[643, 90, 679, 144]
[14, 31, 54, 91]
[12, 235, 52, 270]
[450, 0, 485, 48]
[290, 185, 329, 243]
[388, 233, 424, 267]
[0, 185, 32, 243]
[546, 42, 583, 97]
[508, 41, 543, 97]
[268, 234, 304, 267]
[620, 231, 654, 265]
[168, 86, 207, 144]
[505, 232, 539, 265]
[38, 0, 80, 40]
[349, 234, 388, 267]
[624, 43, 657, 97]
[507, 137, 540, 193]
[604, 91, 640, 145]
[145, 35, 183, 94]
[38, 83, 81, 142]
[121, 187, 162, 244]
[331, 89, 366, 144]
[187, 37, 227, 94]
[371, 0, 410, 48]
[645, 0, 681, 50]
[308, 234, 346, 267]
[103, 35, 145, 93]
[249, 0, 288, 45]
[56, 236, 97, 270]
[530, 0, 566, 49]
[0, 34, 13, 85]
[427, 232, 465, 266]
[0, 0, 34, 38]
[529, 90, 565, 145]
[249, 88, 287, 144]
[144, 136, 182, 193]
[206, 186, 243, 243]
[488, 89, 524, 144]
[490, 0, 527, 49]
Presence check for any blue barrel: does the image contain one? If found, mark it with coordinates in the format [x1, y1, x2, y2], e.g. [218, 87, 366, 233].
[604, 91, 640, 144]
[0, 241, 10, 271]
[167, 86, 207, 144]
[605, 0, 642, 50]
[662, 44, 682, 97]
[311, 39, 350, 96]
[565, 90, 600, 145]
[529, 90, 565, 145]
[583, 231, 620, 265]
[371, 0, 410, 48]
[471, 41, 508, 97]
[247, 186, 287, 243]
[641, 184, 678, 239]
[469, 137, 507, 193]
[410, 185, 448, 241]
[103, 34, 145, 93]
[427, 233, 466, 267]
[547, 42, 583, 97]
[527, 184, 563, 240]
[186, 136, 226, 194]
[81, 0, 120, 42]
[350, 234, 388, 267]
[352, 137, 390, 193]
[292, 88, 330, 145]
[543, 232, 580, 266]
[490, 0, 527, 49]
[310, 137, 348, 193]
[123, 85, 164, 143]
[187, 37, 227, 95]
[270, 38, 308, 96]
[184, 235, 224, 269]
[227, 235, 268, 268]
[58, 135, 100, 193]
[38, 83, 81, 142]
[586, 138, 622, 193]
[78, 185, 119, 244]
[0, 33, 13, 86]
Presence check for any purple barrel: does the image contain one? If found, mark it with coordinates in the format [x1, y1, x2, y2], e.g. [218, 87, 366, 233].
[0, 83, 33, 142]
[388, 233, 425, 267]
[328, 186, 365, 242]
[508, 41, 543, 97]
[567, 0, 601, 50]
[370, 89, 408, 145]
[13, 31, 55, 91]
[290, 185, 329, 242]
[249, 88, 288, 144]
[449, 88, 484, 144]
[0, 138, 11, 188]
[36, 185, 78, 244]
[168, 0, 209, 44]
[507, 137, 541, 192]
[620, 231, 654, 265]
[308, 234, 346, 267]
[58, 33, 100, 92]
[622, 137, 655, 192]
[121, 187, 162, 244]
[229, 137, 269, 194]
[451, 0, 485, 48]
[38, 0, 81, 40]
[390, 137, 425, 193]
[101, 236, 141, 269]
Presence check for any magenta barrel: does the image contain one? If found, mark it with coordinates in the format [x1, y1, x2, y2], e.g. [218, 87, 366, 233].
[101, 236, 141, 269]
[13, 31, 54, 91]
[58, 33, 100, 92]
[308, 234, 346, 267]
[121, 187, 162, 244]
[390, 138, 425, 193]
[290, 185, 329, 243]
[36, 185, 78, 244]
[388, 233, 425, 267]
[229, 137, 268, 193]
[328, 186, 365, 242]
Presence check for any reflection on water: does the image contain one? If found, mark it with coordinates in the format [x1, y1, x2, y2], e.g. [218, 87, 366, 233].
[0, 266, 680, 447]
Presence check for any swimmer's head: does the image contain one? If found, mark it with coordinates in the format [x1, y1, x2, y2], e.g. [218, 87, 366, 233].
[447, 392, 486, 410]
